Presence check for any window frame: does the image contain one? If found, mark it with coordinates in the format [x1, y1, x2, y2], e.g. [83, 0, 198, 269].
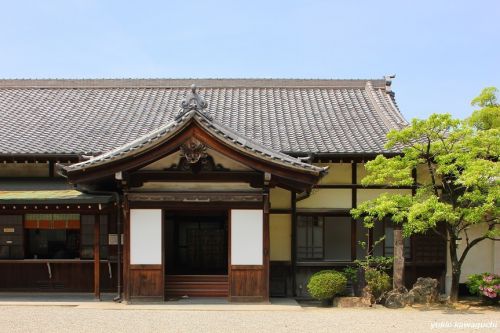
[21, 213, 109, 260]
[296, 211, 413, 263]
[296, 211, 354, 262]
[296, 215, 325, 260]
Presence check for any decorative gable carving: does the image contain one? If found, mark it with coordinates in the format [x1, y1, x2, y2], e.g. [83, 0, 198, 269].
[167, 138, 229, 173]
[179, 138, 207, 164]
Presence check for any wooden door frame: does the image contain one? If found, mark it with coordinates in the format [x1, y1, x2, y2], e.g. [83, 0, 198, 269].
[164, 210, 228, 276]
[227, 201, 270, 302]
[123, 205, 164, 302]
[123, 199, 268, 302]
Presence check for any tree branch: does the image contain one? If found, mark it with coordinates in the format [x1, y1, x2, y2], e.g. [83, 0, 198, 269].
[425, 137, 440, 197]
[458, 223, 498, 265]
[459, 235, 488, 265]
[464, 227, 470, 248]
[431, 226, 448, 240]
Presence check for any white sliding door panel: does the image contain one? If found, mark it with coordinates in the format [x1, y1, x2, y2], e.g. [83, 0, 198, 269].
[231, 209, 263, 265]
[130, 209, 162, 265]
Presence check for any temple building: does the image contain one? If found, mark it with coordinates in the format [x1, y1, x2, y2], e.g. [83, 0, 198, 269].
[0, 78, 496, 301]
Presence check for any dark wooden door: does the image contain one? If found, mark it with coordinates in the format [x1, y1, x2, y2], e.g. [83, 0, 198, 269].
[166, 212, 228, 275]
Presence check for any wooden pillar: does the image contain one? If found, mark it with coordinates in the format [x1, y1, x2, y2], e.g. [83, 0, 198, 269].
[94, 214, 101, 300]
[291, 191, 297, 297]
[351, 162, 357, 261]
[263, 189, 270, 302]
[411, 168, 417, 281]
[123, 195, 130, 301]
[393, 223, 405, 289]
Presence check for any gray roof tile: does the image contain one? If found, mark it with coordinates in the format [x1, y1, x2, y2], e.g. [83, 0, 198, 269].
[0, 78, 407, 155]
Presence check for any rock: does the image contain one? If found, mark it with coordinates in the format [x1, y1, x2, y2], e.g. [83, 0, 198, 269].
[361, 286, 375, 306]
[409, 277, 439, 304]
[333, 297, 371, 308]
[438, 294, 450, 304]
[384, 287, 410, 309]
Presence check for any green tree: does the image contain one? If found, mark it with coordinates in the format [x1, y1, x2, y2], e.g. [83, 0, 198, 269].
[352, 194, 412, 290]
[351, 87, 500, 302]
[469, 87, 500, 130]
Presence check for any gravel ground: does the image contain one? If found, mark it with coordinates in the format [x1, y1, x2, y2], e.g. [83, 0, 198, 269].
[0, 305, 498, 333]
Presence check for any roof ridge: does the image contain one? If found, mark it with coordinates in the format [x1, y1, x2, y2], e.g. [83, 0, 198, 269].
[0, 78, 388, 89]
[364, 81, 393, 131]
[378, 89, 409, 128]
[364, 81, 408, 130]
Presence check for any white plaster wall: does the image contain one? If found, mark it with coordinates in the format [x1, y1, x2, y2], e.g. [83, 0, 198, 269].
[357, 189, 412, 206]
[315, 163, 352, 185]
[231, 209, 263, 265]
[0, 163, 49, 177]
[270, 214, 291, 261]
[494, 240, 500, 274]
[130, 209, 162, 265]
[270, 187, 291, 209]
[357, 164, 368, 184]
[445, 224, 499, 294]
[297, 189, 352, 209]
[140, 151, 181, 170]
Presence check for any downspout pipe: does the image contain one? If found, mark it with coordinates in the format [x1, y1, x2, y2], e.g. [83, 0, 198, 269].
[76, 185, 122, 303]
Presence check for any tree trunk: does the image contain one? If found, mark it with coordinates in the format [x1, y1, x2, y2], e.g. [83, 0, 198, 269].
[450, 268, 461, 303]
[393, 224, 405, 289]
[448, 236, 461, 303]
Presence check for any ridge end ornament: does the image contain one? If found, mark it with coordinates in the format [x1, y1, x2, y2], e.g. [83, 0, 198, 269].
[176, 84, 212, 120]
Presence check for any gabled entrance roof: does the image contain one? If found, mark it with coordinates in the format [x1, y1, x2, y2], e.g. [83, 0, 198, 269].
[60, 85, 327, 191]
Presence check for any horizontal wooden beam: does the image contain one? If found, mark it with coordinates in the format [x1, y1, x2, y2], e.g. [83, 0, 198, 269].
[0, 204, 112, 214]
[314, 184, 416, 189]
[230, 265, 264, 270]
[126, 191, 263, 203]
[128, 200, 263, 210]
[128, 170, 263, 188]
[129, 264, 162, 270]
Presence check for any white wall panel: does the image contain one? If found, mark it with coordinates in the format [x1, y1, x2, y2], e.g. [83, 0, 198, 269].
[231, 209, 263, 265]
[130, 209, 162, 265]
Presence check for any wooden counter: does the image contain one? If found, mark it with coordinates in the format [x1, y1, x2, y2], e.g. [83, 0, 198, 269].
[0, 259, 118, 292]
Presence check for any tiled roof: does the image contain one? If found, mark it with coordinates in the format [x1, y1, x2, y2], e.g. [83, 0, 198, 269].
[63, 105, 327, 176]
[0, 78, 407, 155]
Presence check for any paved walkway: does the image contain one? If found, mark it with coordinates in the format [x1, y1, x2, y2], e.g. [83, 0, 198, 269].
[0, 293, 301, 311]
[0, 294, 498, 333]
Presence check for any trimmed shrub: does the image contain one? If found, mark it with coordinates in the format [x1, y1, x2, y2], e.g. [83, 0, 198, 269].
[365, 268, 391, 300]
[307, 270, 347, 300]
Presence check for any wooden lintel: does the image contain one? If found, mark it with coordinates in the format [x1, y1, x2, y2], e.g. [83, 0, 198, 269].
[128, 170, 264, 188]
[314, 184, 416, 190]
[126, 192, 263, 203]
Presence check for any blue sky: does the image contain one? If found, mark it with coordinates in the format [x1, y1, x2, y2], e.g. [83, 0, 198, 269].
[1, 0, 499, 120]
